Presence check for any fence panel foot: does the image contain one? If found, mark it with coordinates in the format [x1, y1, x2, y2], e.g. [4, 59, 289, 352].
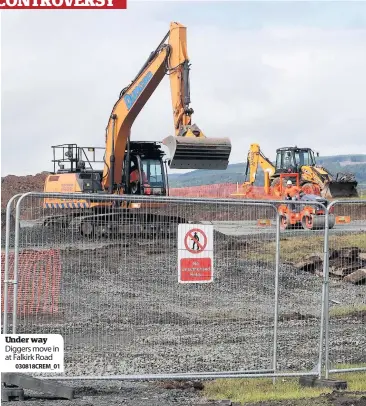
[299, 375, 348, 390]
[2, 386, 25, 402]
[1, 373, 74, 400]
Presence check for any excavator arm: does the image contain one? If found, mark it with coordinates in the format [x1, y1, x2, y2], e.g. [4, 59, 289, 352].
[101, 40, 169, 192]
[244, 144, 276, 185]
[102, 21, 231, 193]
[162, 23, 231, 170]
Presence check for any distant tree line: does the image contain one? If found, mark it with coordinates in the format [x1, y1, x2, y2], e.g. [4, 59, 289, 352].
[169, 155, 366, 188]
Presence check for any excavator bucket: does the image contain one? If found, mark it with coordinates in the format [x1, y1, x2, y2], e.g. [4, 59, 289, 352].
[162, 135, 232, 170]
[322, 181, 359, 199]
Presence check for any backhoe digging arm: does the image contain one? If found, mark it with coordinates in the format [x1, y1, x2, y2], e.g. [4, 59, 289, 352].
[244, 144, 275, 184]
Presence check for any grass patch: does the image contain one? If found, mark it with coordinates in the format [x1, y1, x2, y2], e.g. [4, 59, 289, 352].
[335, 195, 366, 200]
[332, 364, 366, 391]
[244, 233, 366, 263]
[279, 233, 366, 262]
[329, 304, 366, 317]
[338, 194, 366, 200]
[203, 366, 366, 404]
[204, 377, 326, 404]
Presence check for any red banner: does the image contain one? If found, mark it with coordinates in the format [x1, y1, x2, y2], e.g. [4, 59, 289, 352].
[180, 258, 212, 283]
[0, 0, 126, 9]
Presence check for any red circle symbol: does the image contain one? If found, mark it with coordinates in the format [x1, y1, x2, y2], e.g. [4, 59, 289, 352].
[184, 228, 207, 254]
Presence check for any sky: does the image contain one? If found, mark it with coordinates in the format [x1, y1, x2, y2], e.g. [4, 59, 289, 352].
[1, 1, 366, 176]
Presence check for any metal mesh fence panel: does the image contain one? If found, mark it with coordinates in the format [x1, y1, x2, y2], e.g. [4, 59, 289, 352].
[1, 193, 24, 334]
[274, 200, 327, 374]
[325, 200, 366, 374]
[6, 193, 284, 378]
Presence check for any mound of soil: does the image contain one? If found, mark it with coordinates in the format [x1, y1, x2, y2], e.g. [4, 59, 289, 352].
[1, 172, 49, 209]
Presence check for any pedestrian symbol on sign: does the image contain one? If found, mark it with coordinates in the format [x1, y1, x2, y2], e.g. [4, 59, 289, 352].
[191, 232, 200, 251]
[184, 228, 208, 254]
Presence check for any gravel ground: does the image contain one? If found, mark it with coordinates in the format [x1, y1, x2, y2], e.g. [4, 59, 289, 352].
[4, 225, 364, 377]
[2, 224, 365, 406]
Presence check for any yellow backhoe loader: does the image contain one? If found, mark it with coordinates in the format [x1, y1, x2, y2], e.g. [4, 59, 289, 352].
[241, 144, 358, 199]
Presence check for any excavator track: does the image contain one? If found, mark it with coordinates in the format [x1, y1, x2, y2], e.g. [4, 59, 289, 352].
[43, 210, 188, 240]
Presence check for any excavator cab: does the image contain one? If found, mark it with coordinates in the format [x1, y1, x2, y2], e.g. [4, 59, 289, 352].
[123, 142, 168, 196]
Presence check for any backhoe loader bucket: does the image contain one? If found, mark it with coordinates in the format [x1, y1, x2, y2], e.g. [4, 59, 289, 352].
[322, 181, 359, 199]
[162, 136, 232, 170]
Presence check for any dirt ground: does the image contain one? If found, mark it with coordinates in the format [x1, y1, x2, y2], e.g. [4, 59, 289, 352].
[1, 172, 48, 209]
[9, 381, 366, 406]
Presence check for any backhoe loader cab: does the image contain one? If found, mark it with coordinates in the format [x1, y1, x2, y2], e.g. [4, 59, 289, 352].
[275, 147, 316, 174]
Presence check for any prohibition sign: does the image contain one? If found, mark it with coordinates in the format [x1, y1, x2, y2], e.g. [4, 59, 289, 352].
[184, 228, 207, 254]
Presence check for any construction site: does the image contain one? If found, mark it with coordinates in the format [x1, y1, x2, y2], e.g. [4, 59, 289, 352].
[1, 13, 366, 406]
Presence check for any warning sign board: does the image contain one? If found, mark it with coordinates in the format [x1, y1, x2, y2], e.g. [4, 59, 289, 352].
[257, 219, 271, 227]
[178, 224, 213, 284]
[336, 216, 351, 224]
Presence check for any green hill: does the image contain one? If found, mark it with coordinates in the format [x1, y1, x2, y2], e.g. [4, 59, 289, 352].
[168, 154, 366, 189]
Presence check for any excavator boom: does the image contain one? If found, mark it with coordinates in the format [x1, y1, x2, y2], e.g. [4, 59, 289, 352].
[102, 43, 169, 191]
[102, 22, 231, 192]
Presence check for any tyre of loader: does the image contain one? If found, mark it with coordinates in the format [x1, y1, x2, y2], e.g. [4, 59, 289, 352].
[162, 135, 232, 170]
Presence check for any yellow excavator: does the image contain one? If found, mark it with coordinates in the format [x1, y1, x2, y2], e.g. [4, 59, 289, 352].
[241, 144, 358, 199]
[42, 22, 232, 237]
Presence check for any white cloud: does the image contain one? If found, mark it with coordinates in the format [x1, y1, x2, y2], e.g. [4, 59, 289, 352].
[1, 5, 366, 176]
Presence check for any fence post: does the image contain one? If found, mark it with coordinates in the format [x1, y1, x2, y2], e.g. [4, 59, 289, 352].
[3, 194, 24, 334]
[12, 192, 33, 334]
[318, 282, 325, 379]
[323, 204, 331, 379]
[318, 203, 329, 379]
[272, 209, 281, 384]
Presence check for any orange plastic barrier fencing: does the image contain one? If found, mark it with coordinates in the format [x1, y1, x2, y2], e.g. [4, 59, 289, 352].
[1, 249, 62, 315]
